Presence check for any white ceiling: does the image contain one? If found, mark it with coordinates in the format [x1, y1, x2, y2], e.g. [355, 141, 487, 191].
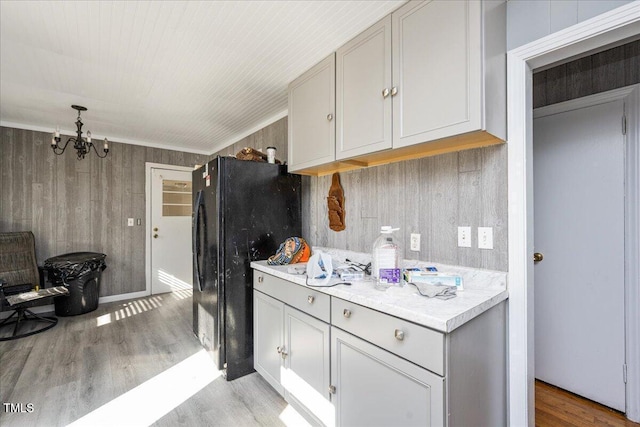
[0, 0, 404, 154]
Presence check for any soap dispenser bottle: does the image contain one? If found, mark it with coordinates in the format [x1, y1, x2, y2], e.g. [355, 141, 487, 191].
[372, 226, 400, 290]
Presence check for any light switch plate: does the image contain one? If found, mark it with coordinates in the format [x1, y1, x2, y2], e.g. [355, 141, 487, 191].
[410, 233, 421, 251]
[127, 218, 134, 227]
[478, 227, 494, 249]
[458, 227, 471, 248]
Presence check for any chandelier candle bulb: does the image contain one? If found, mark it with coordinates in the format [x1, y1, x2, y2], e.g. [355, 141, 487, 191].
[104, 138, 109, 151]
[87, 131, 91, 143]
[55, 126, 60, 138]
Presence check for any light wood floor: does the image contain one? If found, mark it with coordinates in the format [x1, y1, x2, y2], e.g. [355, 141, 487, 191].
[4, 294, 638, 427]
[536, 380, 639, 427]
[0, 292, 289, 427]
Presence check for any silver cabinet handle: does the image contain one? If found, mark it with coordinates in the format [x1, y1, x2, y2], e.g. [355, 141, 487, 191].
[308, 295, 315, 304]
[327, 113, 333, 121]
[257, 276, 264, 283]
[394, 329, 405, 341]
[391, 86, 398, 96]
[382, 88, 390, 98]
[343, 309, 351, 318]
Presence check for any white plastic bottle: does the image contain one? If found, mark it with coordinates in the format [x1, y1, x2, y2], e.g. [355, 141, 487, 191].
[372, 226, 401, 290]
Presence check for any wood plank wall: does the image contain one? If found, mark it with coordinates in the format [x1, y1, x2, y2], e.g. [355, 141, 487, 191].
[0, 127, 209, 297]
[215, 115, 508, 271]
[306, 145, 508, 271]
[533, 39, 639, 108]
[212, 117, 288, 161]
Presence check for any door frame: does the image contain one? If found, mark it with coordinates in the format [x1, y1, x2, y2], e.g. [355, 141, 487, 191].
[145, 162, 195, 296]
[506, 3, 640, 425]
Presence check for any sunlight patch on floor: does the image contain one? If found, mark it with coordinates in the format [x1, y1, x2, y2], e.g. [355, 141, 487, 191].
[170, 288, 192, 300]
[279, 404, 313, 427]
[67, 349, 220, 426]
[96, 296, 165, 327]
[158, 269, 191, 298]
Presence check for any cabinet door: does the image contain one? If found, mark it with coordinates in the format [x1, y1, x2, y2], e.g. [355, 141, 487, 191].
[253, 290, 284, 395]
[336, 15, 392, 160]
[288, 54, 336, 172]
[331, 327, 444, 427]
[283, 306, 332, 426]
[392, 0, 482, 148]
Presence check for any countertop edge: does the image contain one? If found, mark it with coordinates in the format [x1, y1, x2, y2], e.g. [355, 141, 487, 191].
[251, 261, 508, 334]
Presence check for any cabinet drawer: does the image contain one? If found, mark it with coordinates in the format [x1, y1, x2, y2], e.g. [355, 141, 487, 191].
[254, 272, 330, 323]
[331, 298, 445, 376]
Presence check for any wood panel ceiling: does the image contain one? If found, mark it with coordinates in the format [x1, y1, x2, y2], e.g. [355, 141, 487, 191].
[0, 0, 403, 154]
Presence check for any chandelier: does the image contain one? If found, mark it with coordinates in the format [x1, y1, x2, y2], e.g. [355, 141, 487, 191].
[51, 105, 109, 160]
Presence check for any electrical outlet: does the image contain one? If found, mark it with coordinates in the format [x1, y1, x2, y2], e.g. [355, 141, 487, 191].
[478, 227, 494, 249]
[458, 226, 471, 248]
[410, 233, 421, 251]
[127, 218, 134, 227]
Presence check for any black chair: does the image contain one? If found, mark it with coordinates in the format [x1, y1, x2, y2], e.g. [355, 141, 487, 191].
[0, 232, 69, 341]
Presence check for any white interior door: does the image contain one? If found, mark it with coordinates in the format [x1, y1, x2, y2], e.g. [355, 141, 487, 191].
[533, 99, 626, 411]
[151, 167, 193, 295]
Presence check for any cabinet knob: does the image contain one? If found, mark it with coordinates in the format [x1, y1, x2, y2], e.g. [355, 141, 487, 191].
[533, 252, 544, 262]
[329, 385, 336, 394]
[257, 276, 264, 283]
[343, 309, 351, 318]
[391, 86, 398, 96]
[394, 329, 405, 341]
[382, 88, 390, 98]
[327, 113, 333, 121]
[153, 234, 158, 239]
[280, 349, 288, 359]
[307, 295, 315, 304]
[153, 227, 158, 232]
[276, 346, 282, 354]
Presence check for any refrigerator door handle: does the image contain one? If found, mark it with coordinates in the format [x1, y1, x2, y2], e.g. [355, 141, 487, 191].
[194, 189, 204, 292]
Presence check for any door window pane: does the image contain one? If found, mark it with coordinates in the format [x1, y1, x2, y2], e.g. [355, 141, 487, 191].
[163, 180, 192, 216]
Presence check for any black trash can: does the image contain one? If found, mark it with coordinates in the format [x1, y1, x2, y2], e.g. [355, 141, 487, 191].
[44, 252, 107, 316]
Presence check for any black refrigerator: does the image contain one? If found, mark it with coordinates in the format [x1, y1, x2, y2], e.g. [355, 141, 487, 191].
[192, 156, 301, 380]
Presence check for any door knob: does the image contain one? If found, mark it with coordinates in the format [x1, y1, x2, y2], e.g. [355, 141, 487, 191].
[533, 252, 544, 262]
[153, 234, 158, 239]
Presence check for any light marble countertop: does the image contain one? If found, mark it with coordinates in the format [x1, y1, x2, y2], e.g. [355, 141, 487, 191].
[251, 249, 508, 333]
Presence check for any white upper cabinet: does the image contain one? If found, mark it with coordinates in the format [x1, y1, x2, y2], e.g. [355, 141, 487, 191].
[393, 0, 479, 147]
[336, 15, 393, 160]
[288, 54, 336, 173]
[289, 0, 506, 175]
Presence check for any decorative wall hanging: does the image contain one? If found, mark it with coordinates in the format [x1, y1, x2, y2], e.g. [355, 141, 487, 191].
[327, 172, 345, 231]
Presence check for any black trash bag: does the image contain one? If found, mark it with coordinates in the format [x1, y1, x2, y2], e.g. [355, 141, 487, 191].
[44, 252, 107, 284]
[44, 252, 107, 316]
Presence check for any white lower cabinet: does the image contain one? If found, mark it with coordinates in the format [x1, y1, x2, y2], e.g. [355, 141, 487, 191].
[253, 271, 506, 427]
[283, 306, 332, 426]
[253, 290, 285, 395]
[253, 272, 332, 425]
[331, 326, 444, 427]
